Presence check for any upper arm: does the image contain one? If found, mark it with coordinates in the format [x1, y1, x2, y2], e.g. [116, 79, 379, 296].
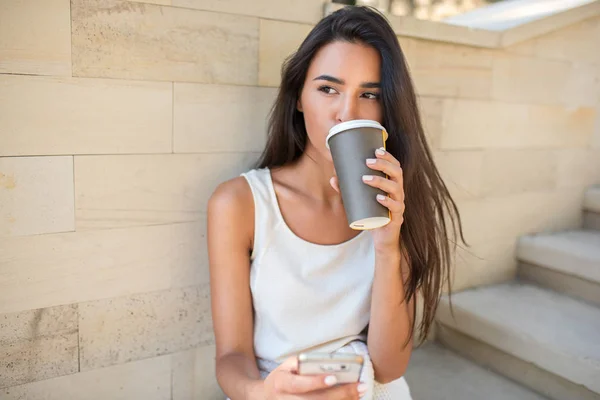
[207, 177, 256, 361]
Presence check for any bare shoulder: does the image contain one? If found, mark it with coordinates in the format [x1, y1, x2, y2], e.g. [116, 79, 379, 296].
[207, 176, 254, 249]
[208, 176, 252, 213]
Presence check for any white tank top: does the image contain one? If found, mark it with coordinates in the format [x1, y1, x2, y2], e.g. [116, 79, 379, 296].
[241, 168, 376, 362]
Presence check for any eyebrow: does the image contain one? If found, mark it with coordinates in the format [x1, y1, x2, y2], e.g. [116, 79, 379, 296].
[313, 74, 380, 89]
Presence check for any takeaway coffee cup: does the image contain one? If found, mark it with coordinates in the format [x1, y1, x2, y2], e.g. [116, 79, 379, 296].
[326, 119, 391, 230]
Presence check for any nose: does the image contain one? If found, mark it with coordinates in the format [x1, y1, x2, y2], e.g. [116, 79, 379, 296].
[335, 95, 359, 123]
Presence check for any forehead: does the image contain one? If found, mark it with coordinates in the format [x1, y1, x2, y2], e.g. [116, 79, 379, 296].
[307, 41, 381, 81]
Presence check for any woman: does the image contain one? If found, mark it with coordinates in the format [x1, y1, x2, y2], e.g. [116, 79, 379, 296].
[207, 6, 463, 400]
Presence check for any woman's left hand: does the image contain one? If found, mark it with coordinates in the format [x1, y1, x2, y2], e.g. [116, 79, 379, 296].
[362, 147, 405, 253]
[330, 147, 405, 254]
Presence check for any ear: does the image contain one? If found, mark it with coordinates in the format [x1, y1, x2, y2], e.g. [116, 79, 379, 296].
[296, 99, 303, 112]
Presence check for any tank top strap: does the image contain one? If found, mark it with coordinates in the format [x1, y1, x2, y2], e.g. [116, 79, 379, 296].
[240, 168, 281, 261]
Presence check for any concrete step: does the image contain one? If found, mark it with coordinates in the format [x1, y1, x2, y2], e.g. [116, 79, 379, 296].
[517, 230, 600, 306]
[584, 186, 600, 230]
[405, 343, 549, 400]
[436, 282, 600, 400]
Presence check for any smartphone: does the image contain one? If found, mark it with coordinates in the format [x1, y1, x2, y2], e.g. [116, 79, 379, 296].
[297, 352, 364, 383]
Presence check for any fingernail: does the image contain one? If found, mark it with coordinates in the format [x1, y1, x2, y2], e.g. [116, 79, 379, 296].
[362, 175, 374, 181]
[358, 383, 368, 394]
[375, 147, 385, 156]
[325, 375, 337, 386]
[377, 194, 386, 201]
[366, 158, 377, 165]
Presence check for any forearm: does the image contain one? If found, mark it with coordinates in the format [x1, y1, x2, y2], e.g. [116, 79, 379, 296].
[216, 352, 265, 400]
[367, 248, 413, 383]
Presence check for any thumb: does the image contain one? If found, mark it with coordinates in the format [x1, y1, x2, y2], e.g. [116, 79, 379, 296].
[278, 356, 298, 373]
[329, 176, 340, 193]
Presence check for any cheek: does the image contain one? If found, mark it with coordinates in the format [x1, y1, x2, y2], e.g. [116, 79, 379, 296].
[367, 102, 383, 123]
[376, 107, 383, 123]
[301, 92, 331, 149]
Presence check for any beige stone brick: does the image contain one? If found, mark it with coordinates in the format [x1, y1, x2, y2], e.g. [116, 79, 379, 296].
[75, 153, 257, 230]
[418, 96, 444, 149]
[457, 189, 583, 248]
[530, 188, 584, 233]
[72, 0, 258, 85]
[564, 62, 600, 108]
[414, 69, 492, 99]
[172, 0, 324, 24]
[0, 221, 207, 315]
[491, 54, 571, 106]
[533, 17, 600, 65]
[594, 110, 600, 149]
[480, 149, 558, 197]
[440, 99, 595, 150]
[130, 0, 171, 4]
[168, 222, 210, 289]
[433, 151, 483, 201]
[0, 75, 172, 156]
[0, 305, 78, 389]
[526, 105, 596, 147]
[408, 40, 493, 99]
[2, 355, 171, 400]
[259, 20, 313, 87]
[397, 37, 418, 67]
[556, 149, 600, 189]
[174, 83, 277, 152]
[453, 197, 508, 246]
[79, 285, 213, 370]
[0, 0, 71, 76]
[172, 345, 223, 400]
[451, 237, 517, 292]
[504, 39, 536, 57]
[0, 157, 74, 237]
[410, 40, 494, 70]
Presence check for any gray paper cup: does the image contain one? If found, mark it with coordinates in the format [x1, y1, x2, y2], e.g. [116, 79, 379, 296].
[326, 120, 391, 230]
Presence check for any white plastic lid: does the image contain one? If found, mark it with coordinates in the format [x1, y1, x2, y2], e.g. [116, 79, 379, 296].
[326, 120, 388, 149]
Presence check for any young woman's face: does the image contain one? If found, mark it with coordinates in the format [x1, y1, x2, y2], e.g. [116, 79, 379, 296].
[298, 40, 383, 162]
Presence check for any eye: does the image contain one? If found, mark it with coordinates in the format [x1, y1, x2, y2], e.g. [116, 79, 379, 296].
[362, 92, 380, 100]
[318, 85, 338, 95]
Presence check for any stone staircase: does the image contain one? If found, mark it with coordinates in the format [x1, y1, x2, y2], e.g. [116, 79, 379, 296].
[405, 185, 600, 400]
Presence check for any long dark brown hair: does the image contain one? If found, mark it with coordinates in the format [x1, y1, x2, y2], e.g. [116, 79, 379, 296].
[256, 6, 465, 345]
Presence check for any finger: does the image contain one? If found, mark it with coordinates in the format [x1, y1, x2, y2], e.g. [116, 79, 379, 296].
[302, 383, 363, 400]
[376, 193, 405, 215]
[362, 175, 402, 200]
[279, 372, 339, 394]
[366, 158, 403, 181]
[374, 147, 400, 166]
[329, 176, 340, 193]
[279, 356, 299, 373]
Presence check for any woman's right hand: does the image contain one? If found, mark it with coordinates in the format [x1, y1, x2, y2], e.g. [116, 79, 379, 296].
[262, 357, 366, 400]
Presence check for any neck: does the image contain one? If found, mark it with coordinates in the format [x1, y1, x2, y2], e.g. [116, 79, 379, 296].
[285, 145, 339, 204]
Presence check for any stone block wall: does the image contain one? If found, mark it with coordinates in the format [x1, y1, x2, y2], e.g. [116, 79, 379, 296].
[1, 0, 598, 398]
